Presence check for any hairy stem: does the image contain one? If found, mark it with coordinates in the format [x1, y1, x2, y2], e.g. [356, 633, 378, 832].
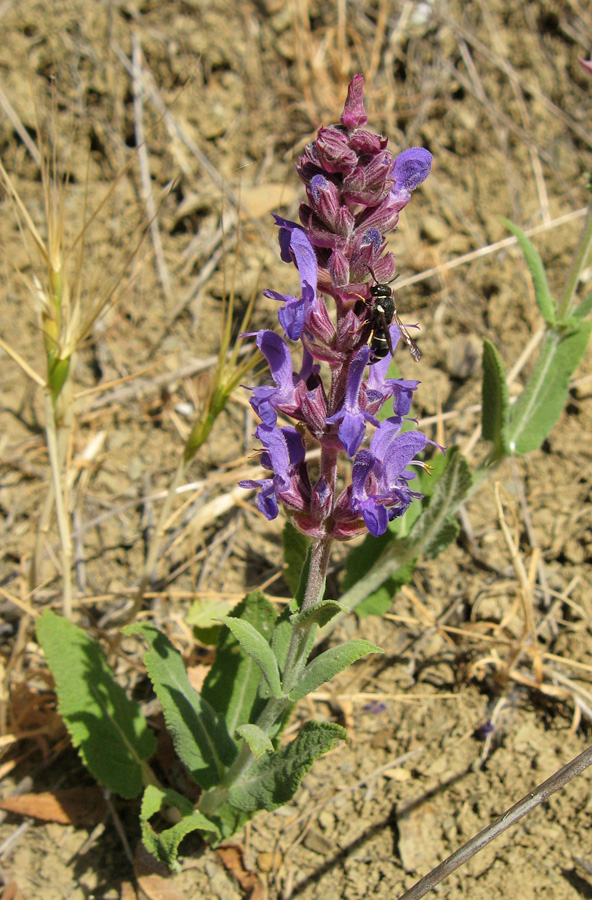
[199, 537, 334, 815]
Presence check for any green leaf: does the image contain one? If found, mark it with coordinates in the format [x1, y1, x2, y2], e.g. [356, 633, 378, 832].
[355, 559, 417, 618]
[409, 448, 472, 560]
[340, 451, 449, 619]
[569, 288, 592, 323]
[508, 321, 592, 454]
[221, 617, 283, 699]
[294, 543, 318, 611]
[36, 611, 156, 799]
[186, 598, 231, 645]
[290, 600, 346, 628]
[206, 803, 251, 843]
[202, 592, 277, 736]
[236, 724, 274, 758]
[141, 785, 219, 869]
[482, 339, 510, 459]
[289, 640, 383, 701]
[271, 605, 294, 677]
[342, 530, 392, 594]
[126, 624, 236, 789]
[228, 721, 346, 812]
[282, 523, 310, 595]
[502, 218, 556, 325]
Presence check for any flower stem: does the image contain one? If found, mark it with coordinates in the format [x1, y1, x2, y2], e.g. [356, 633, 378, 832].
[199, 536, 334, 815]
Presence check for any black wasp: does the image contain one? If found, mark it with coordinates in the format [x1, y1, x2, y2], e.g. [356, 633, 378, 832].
[368, 282, 421, 364]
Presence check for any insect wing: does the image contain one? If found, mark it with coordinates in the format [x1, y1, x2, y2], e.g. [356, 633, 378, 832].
[394, 312, 421, 362]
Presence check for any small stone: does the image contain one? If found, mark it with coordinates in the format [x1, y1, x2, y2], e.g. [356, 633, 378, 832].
[257, 850, 282, 872]
[303, 829, 333, 855]
[445, 334, 481, 380]
[396, 801, 446, 873]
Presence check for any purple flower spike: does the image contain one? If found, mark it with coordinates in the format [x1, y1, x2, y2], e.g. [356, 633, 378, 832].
[241, 76, 436, 539]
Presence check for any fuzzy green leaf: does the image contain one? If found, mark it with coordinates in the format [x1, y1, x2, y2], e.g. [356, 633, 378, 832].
[482, 339, 510, 459]
[271, 605, 294, 677]
[221, 617, 283, 699]
[236, 724, 274, 759]
[228, 721, 346, 812]
[502, 218, 556, 325]
[354, 559, 417, 617]
[289, 640, 383, 702]
[508, 321, 592, 454]
[569, 288, 592, 324]
[126, 624, 236, 789]
[141, 785, 219, 869]
[202, 592, 277, 736]
[342, 528, 393, 593]
[206, 803, 252, 844]
[290, 600, 346, 628]
[37, 611, 155, 799]
[409, 448, 472, 559]
[294, 543, 316, 610]
[282, 523, 310, 595]
[186, 597, 231, 645]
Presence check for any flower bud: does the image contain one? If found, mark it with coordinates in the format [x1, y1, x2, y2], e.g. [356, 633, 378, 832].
[340, 74, 368, 130]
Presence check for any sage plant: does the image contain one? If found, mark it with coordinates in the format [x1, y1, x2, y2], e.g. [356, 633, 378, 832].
[37, 77, 439, 865]
[241, 74, 432, 601]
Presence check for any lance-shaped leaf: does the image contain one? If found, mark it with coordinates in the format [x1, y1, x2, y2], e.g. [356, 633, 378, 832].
[502, 218, 556, 325]
[288, 640, 383, 701]
[236, 724, 274, 759]
[507, 321, 592, 454]
[290, 599, 346, 628]
[202, 592, 277, 736]
[125, 624, 236, 789]
[354, 559, 417, 617]
[408, 448, 472, 559]
[342, 527, 416, 618]
[141, 785, 219, 869]
[569, 288, 592, 324]
[221, 617, 283, 699]
[228, 721, 346, 812]
[282, 522, 310, 595]
[37, 611, 156, 800]
[482, 339, 510, 460]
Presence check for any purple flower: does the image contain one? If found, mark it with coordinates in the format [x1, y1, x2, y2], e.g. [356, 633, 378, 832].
[239, 424, 306, 521]
[391, 148, 433, 203]
[350, 425, 428, 536]
[263, 224, 319, 340]
[325, 345, 378, 456]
